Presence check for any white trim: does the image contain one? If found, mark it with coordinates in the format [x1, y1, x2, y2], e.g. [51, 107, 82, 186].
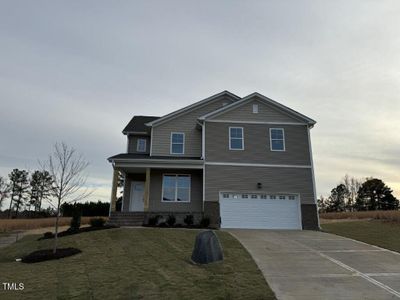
[199, 92, 316, 125]
[269, 128, 286, 152]
[229, 127, 244, 150]
[205, 119, 307, 125]
[161, 174, 191, 203]
[149, 127, 153, 156]
[201, 123, 205, 159]
[136, 138, 147, 152]
[170, 132, 185, 155]
[202, 165, 205, 204]
[206, 162, 312, 168]
[146, 91, 240, 127]
[252, 103, 259, 113]
[116, 163, 203, 169]
[126, 136, 129, 153]
[308, 127, 320, 229]
[111, 158, 202, 164]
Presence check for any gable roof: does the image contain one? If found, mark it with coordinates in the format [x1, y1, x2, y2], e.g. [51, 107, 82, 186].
[198, 92, 316, 126]
[145, 90, 240, 127]
[122, 116, 159, 135]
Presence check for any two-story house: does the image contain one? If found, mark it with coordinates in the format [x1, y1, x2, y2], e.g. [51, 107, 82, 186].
[107, 91, 319, 230]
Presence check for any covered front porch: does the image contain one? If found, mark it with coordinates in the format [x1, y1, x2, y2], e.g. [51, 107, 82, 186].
[108, 154, 204, 225]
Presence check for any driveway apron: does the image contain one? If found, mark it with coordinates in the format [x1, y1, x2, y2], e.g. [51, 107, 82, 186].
[228, 229, 400, 300]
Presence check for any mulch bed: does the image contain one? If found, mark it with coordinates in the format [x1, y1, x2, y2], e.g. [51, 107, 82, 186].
[38, 225, 118, 240]
[21, 248, 82, 263]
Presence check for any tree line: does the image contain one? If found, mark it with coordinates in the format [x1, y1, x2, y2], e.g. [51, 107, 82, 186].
[0, 169, 54, 218]
[318, 174, 399, 213]
[61, 201, 109, 217]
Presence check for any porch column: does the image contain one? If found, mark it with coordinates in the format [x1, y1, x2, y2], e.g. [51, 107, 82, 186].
[143, 168, 150, 211]
[109, 168, 118, 214]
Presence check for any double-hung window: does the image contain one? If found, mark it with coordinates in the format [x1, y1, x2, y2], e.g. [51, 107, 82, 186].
[170, 132, 184, 154]
[229, 127, 244, 150]
[162, 174, 190, 202]
[136, 138, 146, 152]
[270, 128, 285, 151]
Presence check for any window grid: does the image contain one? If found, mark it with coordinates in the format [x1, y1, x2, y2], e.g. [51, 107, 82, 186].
[136, 138, 147, 152]
[170, 132, 185, 154]
[162, 174, 190, 202]
[229, 127, 244, 150]
[270, 128, 285, 151]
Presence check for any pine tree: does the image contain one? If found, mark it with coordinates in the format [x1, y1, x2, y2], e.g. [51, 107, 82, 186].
[29, 170, 53, 212]
[356, 178, 399, 211]
[326, 184, 348, 212]
[8, 169, 30, 218]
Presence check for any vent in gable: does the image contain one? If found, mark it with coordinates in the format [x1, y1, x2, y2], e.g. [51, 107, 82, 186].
[252, 104, 259, 113]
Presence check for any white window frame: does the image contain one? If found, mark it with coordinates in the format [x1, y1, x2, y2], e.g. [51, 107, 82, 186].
[269, 128, 285, 152]
[136, 138, 147, 152]
[161, 174, 191, 203]
[252, 104, 259, 113]
[229, 127, 244, 150]
[170, 132, 185, 154]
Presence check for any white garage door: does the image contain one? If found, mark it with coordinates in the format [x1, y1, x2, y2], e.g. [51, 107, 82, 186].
[220, 192, 302, 229]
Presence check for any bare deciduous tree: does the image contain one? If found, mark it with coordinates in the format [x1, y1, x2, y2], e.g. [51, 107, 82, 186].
[342, 174, 362, 211]
[0, 176, 10, 209]
[41, 142, 92, 253]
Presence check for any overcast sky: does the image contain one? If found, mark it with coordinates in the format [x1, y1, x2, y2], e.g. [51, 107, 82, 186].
[1, 0, 399, 205]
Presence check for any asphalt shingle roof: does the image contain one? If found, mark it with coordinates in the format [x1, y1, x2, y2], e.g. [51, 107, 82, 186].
[122, 116, 159, 134]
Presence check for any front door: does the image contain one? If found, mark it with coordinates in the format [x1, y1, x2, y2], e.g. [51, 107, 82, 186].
[130, 181, 145, 212]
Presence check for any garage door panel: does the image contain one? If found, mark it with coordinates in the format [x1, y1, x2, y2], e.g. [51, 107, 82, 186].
[220, 194, 301, 229]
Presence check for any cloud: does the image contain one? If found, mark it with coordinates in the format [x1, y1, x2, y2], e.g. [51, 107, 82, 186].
[0, 0, 399, 203]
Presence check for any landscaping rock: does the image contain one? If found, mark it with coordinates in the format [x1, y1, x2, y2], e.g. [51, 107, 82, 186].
[191, 230, 223, 264]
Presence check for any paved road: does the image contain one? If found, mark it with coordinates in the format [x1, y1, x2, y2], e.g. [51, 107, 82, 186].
[228, 229, 400, 300]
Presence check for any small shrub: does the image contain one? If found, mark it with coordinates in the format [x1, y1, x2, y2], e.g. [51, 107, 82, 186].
[184, 214, 194, 226]
[90, 217, 105, 228]
[200, 216, 210, 228]
[148, 215, 160, 226]
[69, 209, 81, 232]
[167, 215, 176, 226]
[43, 231, 54, 239]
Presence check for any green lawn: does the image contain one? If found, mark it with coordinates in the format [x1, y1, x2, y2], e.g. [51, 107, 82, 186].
[0, 228, 275, 300]
[323, 220, 400, 253]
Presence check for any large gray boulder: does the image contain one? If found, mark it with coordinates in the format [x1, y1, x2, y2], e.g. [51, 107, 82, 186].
[191, 230, 223, 264]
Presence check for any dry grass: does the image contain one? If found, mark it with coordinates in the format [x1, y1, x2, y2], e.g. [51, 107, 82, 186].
[0, 217, 108, 233]
[320, 210, 400, 222]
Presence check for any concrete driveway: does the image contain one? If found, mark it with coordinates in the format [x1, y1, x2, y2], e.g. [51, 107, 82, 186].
[228, 229, 400, 300]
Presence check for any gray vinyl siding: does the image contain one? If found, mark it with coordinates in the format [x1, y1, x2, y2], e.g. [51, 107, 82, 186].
[127, 135, 150, 154]
[205, 165, 315, 205]
[151, 96, 235, 157]
[205, 122, 311, 165]
[213, 99, 304, 123]
[149, 169, 203, 212]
